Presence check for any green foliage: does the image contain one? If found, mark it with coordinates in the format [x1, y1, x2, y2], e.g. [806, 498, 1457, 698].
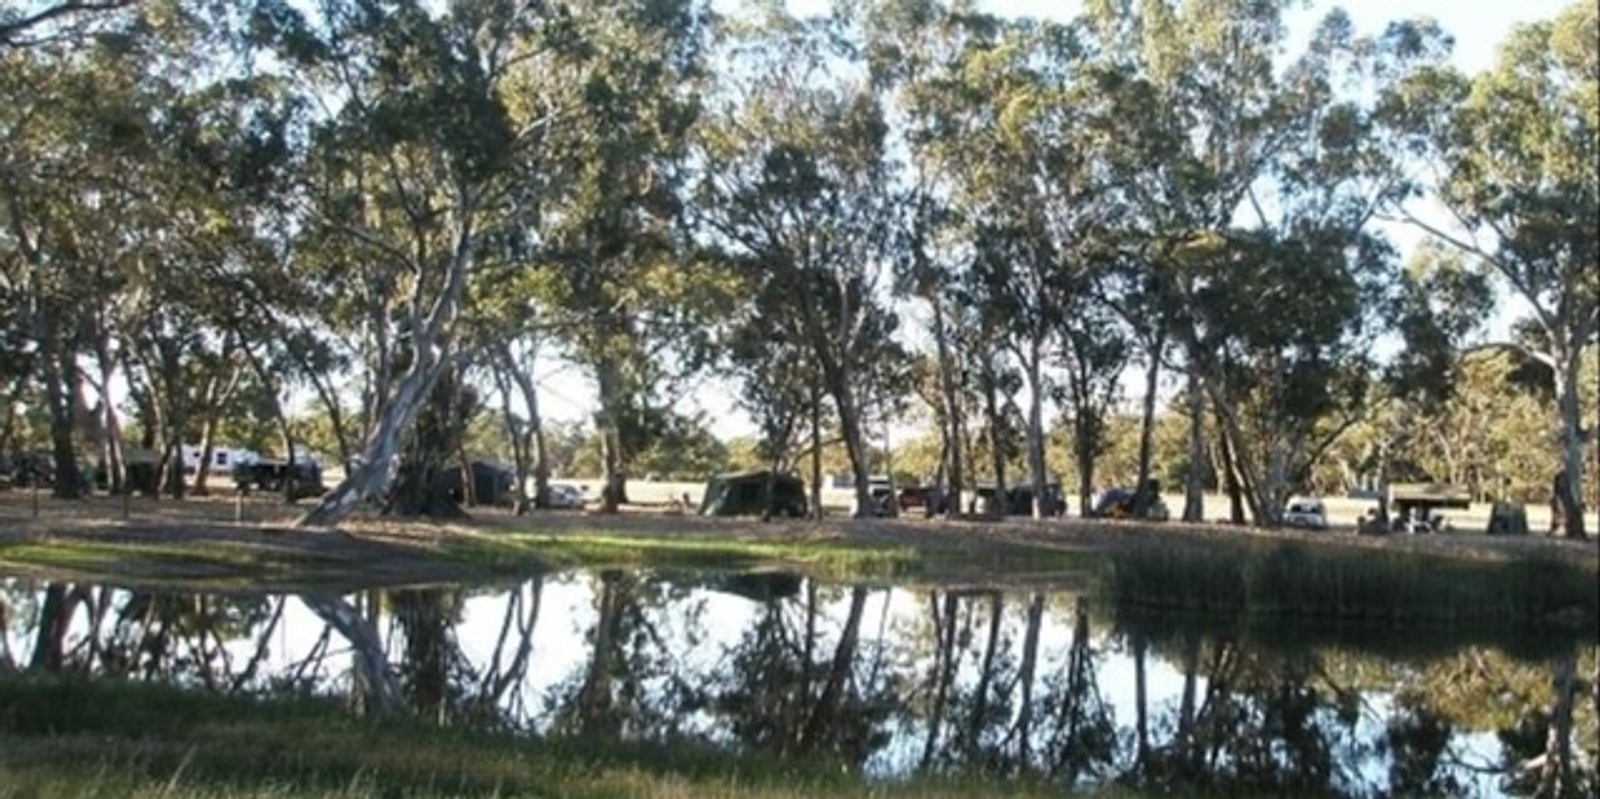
[1386, 242, 1496, 405]
[2, 0, 1593, 539]
[696, 6, 908, 492]
[630, 410, 731, 480]
[1380, 0, 1598, 537]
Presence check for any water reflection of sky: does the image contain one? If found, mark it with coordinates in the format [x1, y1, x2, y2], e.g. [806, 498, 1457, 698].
[2, 573, 1591, 798]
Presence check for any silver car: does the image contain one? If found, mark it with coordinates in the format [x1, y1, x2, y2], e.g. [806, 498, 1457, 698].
[547, 483, 587, 510]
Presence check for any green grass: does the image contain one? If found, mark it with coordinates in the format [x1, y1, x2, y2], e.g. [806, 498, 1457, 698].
[1102, 535, 1600, 628]
[441, 531, 925, 580]
[0, 528, 932, 590]
[0, 539, 360, 591]
[0, 677, 1083, 799]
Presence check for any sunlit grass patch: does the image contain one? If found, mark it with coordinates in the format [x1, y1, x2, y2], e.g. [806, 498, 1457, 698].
[442, 530, 924, 580]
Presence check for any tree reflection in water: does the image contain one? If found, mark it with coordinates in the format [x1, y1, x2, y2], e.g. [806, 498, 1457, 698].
[0, 574, 1594, 797]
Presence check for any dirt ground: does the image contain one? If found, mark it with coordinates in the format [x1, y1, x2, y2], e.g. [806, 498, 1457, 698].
[0, 490, 1596, 591]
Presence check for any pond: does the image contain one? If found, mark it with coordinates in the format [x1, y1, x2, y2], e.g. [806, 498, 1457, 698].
[1, 570, 1595, 798]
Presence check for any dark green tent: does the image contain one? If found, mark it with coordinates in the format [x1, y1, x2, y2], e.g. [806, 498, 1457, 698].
[699, 470, 807, 518]
[444, 461, 515, 507]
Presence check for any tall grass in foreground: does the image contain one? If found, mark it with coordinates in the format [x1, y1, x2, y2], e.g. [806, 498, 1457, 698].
[0, 678, 1102, 799]
[1104, 536, 1599, 627]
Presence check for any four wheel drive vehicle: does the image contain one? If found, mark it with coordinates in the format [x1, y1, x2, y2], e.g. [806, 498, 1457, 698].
[971, 483, 1069, 517]
[233, 459, 326, 499]
[850, 479, 898, 517]
[1385, 482, 1469, 535]
[1393, 508, 1449, 535]
[1282, 498, 1328, 530]
[898, 485, 951, 517]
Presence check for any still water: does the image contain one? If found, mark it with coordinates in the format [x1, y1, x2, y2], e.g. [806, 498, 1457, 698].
[1, 570, 1594, 797]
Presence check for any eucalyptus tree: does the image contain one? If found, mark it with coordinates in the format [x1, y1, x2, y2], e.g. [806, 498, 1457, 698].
[723, 298, 820, 510]
[1083, 1, 1433, 524]
[696, 6, 905, 517]
[530, 0, 719, 513]
[251, 0, 573, 526]
[1078, 0, 1312, 521]
[483, 339, 549, 511]
[0, 2, 253, 499]
[865, 0, 980, 515]
[889, 9, 1023, 511]
[1381, 0, 1597, 539]
[118, 6, 346, 500]
[913, 15, 1129, 518]
[1, 30, 124, 497]
[1197, 14, 1468, 525]
[462, 241, 556, 511]
[1057, 306, 1129, 517]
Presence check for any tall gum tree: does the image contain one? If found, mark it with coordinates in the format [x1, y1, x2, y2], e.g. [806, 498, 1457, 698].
[1186, 13, 1437, 525]
[696, 6, 904, 518]
[900, 13, 1073, 518]
[252, 0, 568, 527]
[866, 0, 984, 517]
[0, 1, 255, 500]
[1083, 0, 1312, 521]
[1087, 0, 1433, 524]
[534, 0, 716, 514]
[1383, 0, 1597, 539]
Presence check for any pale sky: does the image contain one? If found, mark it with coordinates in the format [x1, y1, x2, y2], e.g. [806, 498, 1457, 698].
[531, 0, 1576, 439]
[770, 0, 1571, 76]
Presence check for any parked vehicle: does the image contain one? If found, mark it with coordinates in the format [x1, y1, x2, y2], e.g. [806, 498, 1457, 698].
[897, 485, 950, 517]
[1282, 498, 1328, 530]
[970, 483, 1068, 517]
[849, 477, 897, 517]
[444, 461, 515, 506]
[233, 459, 325, 499]
[547, 483, 587, 510]
[1386, 483, 1469, 535]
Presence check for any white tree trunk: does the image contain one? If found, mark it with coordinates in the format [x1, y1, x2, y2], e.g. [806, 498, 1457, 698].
[297, 194, 477, 528]
[1183, 364, 1206, 522]
[1554, 346, 1588, 539]
[297, 352, 447, 527]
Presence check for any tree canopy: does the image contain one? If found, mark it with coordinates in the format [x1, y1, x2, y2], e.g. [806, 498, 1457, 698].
[0, 0, 1593, 535]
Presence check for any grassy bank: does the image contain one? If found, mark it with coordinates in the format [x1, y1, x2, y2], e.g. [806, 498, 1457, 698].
[1103, 533, 1600, 629]
[0, 508, 1096, 592]
[0, 522, 933, 592]
[0, 677, 1083, 799]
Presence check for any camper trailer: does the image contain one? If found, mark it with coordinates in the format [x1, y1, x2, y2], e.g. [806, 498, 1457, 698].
[181, 445, 262, 475]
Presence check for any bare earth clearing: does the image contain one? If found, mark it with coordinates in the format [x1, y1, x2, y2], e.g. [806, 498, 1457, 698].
[0, 491, 1596, 592]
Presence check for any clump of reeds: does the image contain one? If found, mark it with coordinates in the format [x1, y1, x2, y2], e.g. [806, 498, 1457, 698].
[1102, 537, 1598, 627]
